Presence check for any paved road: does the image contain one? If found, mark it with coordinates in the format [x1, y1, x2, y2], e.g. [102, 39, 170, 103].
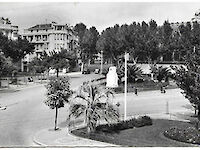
[115, 88, 192, 118]
[0, 73, 100, 147]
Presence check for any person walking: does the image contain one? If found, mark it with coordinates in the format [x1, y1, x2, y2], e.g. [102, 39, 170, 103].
[134, 87, 138, 96]
[160, 85, 163, 93]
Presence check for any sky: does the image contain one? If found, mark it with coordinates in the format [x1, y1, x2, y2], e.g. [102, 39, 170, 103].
[0, 2, 200, 33]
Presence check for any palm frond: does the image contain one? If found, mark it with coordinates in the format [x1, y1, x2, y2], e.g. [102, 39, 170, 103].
[69, 104, 86, 119]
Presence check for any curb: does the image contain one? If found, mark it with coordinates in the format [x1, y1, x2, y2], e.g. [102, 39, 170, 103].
[33, 130, 48, 147]
[68, 130, 118, 147]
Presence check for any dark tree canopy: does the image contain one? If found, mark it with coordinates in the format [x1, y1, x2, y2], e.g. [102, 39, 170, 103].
[0, 34, 34, 63]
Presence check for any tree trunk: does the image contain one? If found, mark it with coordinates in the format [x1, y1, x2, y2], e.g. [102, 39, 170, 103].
[160, 55, 163, 62]
[56, 68, 59, 77]
[172, 51, 175, 62]
[54, 105, 58, 130]
[87, 125, 91, 134]
[194, 105, 197, 115]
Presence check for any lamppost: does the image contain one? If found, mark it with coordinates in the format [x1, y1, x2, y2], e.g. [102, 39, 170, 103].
[100, 50, 103, 74]
[124, 52, 129, 121]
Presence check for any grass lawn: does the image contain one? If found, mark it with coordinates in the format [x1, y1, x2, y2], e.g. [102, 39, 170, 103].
[71, 119, 197, 147]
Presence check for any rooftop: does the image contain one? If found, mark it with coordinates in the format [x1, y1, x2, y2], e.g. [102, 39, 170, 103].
[28, 24, 53, 31]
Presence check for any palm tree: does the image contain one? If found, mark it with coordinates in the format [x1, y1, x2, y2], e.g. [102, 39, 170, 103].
[156, 66, 171, 82]
[117, 63, 143, 83]
[68, 82, 119, 133]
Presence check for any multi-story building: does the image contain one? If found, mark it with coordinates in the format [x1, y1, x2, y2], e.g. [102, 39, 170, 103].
[21, 22, 79, 72]
[0, 17, 18, 40]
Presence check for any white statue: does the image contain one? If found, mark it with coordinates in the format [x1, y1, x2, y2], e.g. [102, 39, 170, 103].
[106, 66, 118, 88]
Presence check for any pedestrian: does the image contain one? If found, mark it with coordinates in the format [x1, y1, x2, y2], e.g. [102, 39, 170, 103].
[135, 87, 138, 96]
[160, 85, 163, 93]
[163, 87, 166, 93]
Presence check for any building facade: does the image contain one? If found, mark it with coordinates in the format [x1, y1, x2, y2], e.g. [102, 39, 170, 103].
[21, 22, 79, 72]
[0, 17, 18, 40]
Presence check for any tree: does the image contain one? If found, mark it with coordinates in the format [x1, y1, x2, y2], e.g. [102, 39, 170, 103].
[96, 24, 120, 64]
[117, 62, 143, 83]
[0, 53, 17, 77]
[74, 23, 87, 43]
[44, 76, 72, 130]
[28, 57, 47, 74]
[150, 65, 171, 82]
[48, 49, 76, 77]
[0, 36, 34, 63]
[172, 50, 200, 116]
[68, 82, 119, 133]
[158, 20, 173, 61]
[81, 26, 99, 64]
[177, 22, 192, 58]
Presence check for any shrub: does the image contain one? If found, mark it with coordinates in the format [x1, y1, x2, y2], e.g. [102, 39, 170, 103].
[134, 116, 153, 127]
[96, 115, 152, 133]
[164, 126, 200, 144]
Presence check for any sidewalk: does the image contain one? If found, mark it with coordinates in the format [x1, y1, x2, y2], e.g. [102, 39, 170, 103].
[33, 126, 117, 147]
[0, 82, 45, 93]
[0, 72, 83, 93]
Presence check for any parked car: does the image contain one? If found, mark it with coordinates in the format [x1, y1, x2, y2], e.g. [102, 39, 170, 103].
[0, 105, 6, 110]
[94, 69, 100, 74]
[82, 69, 90, 74]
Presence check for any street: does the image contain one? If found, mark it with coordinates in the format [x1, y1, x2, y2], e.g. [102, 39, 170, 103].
[115, 88, 192, 118]
[0, 73, 100, 147]
[0, 73, 193, 147]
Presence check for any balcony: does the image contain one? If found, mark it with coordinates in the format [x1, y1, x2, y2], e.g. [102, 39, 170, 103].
[32, 39, 49, 43]
[22, 29, 52, 35]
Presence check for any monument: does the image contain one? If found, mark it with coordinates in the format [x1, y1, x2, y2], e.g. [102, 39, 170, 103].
[106, 66, 118, 88]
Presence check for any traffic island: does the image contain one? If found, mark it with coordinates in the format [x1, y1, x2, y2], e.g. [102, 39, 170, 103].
[71, 119, 198, 147]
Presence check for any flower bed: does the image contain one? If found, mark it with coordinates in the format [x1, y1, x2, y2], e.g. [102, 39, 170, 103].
[164, 126, 200, 144]
[96, 116, 152, 133]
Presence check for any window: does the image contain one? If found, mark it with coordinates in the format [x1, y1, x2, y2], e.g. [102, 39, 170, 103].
[57, 34, 59, 40]
[54, 34, 56, 40]
[57, 26, 62, 30]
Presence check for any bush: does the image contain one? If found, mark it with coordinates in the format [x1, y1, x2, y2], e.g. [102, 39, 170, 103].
[96, 115, 152, 133]
[164, 126, 200, 144]
[134, 116, 153, 127]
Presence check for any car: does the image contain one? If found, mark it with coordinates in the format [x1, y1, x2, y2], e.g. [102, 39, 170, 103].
[0, 106, 6, 110]
[94, 69, 100, 74]
[82, 69, 90, 74]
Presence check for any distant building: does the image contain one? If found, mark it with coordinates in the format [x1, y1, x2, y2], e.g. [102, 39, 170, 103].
[0, 17, 18, 40]
[21, 22, 79, 72]
[191, 9, 200, 23]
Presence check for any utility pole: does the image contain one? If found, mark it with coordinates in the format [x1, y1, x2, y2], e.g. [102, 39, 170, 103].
[124, 52, 129, 120]
[100, 50, 103, 74]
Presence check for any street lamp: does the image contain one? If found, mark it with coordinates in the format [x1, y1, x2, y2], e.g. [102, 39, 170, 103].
[100, 50, 103, 74]
[124, 52, 129, 121]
